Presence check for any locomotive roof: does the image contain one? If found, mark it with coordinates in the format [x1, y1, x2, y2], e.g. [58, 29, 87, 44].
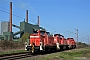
[67, 38, 74, 39]
[60, 35, 64, 37]
[54, 34, 60, 36]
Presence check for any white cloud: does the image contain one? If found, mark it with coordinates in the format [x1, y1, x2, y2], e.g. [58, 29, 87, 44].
[18, 2, 27, 9]
[17, 2, 37, 15]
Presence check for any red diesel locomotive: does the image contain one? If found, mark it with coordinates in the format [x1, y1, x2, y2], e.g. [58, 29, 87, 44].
[26, 30, 76, 53]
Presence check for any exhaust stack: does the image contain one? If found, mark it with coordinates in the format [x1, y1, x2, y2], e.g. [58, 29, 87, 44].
[38, 16, 40, 26]
[26, 10, 28, 23]
[10, 2, 12, 32]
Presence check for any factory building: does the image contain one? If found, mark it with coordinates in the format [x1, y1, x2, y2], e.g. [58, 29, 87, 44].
[1, 21, 9, 35]
[0, 2, 44, 41]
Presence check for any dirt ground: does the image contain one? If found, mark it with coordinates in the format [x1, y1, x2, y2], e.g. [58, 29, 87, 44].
[0, 47, 25, 52]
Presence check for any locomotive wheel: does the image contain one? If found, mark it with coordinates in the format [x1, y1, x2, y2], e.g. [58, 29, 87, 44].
[27, 48, 29, 51]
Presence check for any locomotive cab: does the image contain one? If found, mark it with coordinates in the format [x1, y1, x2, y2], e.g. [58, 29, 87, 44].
[46, 32, 50, 36]
[54, 34, 60, 50]
[32, 30, 46, 52]
[66, 38, 76, 49]
[26, 30, 46, 53]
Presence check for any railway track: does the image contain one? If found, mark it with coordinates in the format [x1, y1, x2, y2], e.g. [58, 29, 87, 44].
[0, 50, 67, 60]
[0, 50, 72, 60]
[0, 48, 79, 60]
[0, 52, 33, 60]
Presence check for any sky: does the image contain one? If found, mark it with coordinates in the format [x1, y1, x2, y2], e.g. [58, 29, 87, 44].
[0, 22, 1, 34]
[0, 0, 90, 44]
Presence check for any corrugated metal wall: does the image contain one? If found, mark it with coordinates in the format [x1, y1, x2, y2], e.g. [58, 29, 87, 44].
[1, 21, 9, 35]
[20, 22, 44, 37]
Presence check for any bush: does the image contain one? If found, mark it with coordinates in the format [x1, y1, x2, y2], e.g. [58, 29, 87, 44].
[20, 32, 29, 42]
[0, 40, 24, 50]
[77, 42, 88, 48]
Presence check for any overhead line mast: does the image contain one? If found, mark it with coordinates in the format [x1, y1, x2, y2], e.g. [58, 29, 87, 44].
[75, 29, 78, 48]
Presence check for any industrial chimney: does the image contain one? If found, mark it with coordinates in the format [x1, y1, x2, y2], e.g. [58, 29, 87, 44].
[9, 2, 12, 32]
[38, 16, 40, 26]
[9, 2, 12, 40]
[26, 10, 28, 23]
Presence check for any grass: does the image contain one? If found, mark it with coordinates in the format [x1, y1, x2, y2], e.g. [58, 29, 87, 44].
[25, 47, 90, 60]
[0, 47, 90, 60]
[0, 50, 28, 55]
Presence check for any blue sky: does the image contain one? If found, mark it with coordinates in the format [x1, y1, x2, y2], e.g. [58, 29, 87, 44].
[0, 0, 90, 44]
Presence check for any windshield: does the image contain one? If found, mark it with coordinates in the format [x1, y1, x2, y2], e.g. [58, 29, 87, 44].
[33, 30, 47, 35]
[33, 31, 38, 34]
[40, 31, 45, 35]
[54, 34, 60, 37]
[46, 32, 50, 36]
